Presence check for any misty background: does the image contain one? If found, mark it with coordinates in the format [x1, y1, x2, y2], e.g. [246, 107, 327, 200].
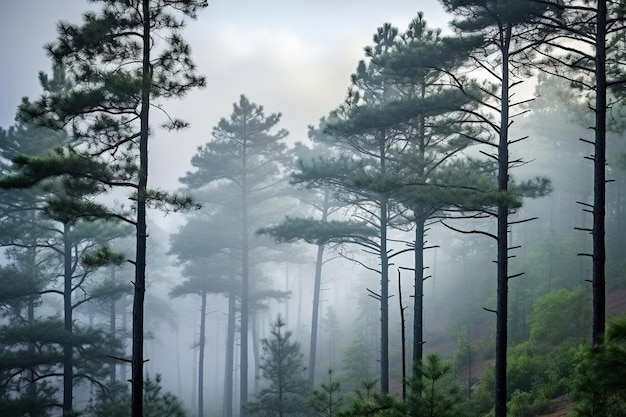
[1, 2, 624, 417]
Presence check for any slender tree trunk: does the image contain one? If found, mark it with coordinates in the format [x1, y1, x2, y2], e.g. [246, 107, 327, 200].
[413, 81, 427, 371]
[398, 270, 406, 401]
[63, 222, 73, 415]
[240, 135, 250, 415]
[223, 286, 236, 417]
[379, 132, 390, 394]
[308, 190, 330, 385]
[198, 288, 207, 417]
[413, 217, 425, 368]
[110, 267, 117, 384]
[131, 2, 151, 416]
[494, 26, 511, 417]
[121, 301, 128, 381]
[252, 312, 260, 394]
[592, 0, 607, 347]
[27, 240, 37, 401]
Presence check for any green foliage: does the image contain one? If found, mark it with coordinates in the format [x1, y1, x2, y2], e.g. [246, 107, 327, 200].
[258, 217, 376, 246]
[341, 340, 377, 392]
[504, 333, 578, 410]
[453, 326, 472, 370]
[399, 353, 469, 417]
[246, 316, 311, 417]
[0, 385, 56, 417]
[571, 316, 626, 417]
[336, 378, 394, 417]
[471, 361, 495, 416]
[507, 390, 553, 417]
[311, 368, 344, 417]
[89, 375, 187, 417]
[530, 287, 590, 345]
[82, 245, 126, 267]
[507, 342, 544, 395]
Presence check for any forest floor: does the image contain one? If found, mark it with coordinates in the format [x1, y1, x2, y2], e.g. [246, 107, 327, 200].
[425, 286, 626, 417]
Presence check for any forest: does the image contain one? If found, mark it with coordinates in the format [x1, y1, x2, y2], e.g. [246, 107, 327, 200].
[0, 1, 625, 417]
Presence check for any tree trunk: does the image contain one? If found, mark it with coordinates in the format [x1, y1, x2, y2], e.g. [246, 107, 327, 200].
[592, 0, 607, 347]
[413, 217, 425, 368]
[27, 240, 37, 401]
[494, 26, 512, 417]
[223, 286, 236, 417]
[198, 288, 207, 417]
[308, 190, 330, 385]
[240, 136, 250, 415]
[380, 199, 390, 394]
[110, 267, 117, 384]
[252, 312, 260, 394]
[131, 1, 151, 416]
[63, 222, 73, 415]
[398, 269, 406, 401]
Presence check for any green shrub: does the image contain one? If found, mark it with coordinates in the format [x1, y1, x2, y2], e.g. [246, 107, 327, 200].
[508, 390, 554, 417]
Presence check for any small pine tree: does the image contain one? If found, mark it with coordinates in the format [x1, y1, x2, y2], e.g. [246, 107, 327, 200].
[311, 368, 344, 417]
[246, 315, 310, 417]
[400, 353, 469, 417]
[336, 378, 394, 417]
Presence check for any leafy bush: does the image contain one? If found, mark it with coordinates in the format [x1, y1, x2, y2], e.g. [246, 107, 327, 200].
[507, 390, 554, 417]
[529, 287, 590, 345]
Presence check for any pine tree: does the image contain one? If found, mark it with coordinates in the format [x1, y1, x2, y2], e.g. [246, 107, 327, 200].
[180, 94, 290, 416]
[245, 316, 310, 417]
[259, 123, 376, 385]
[534, 0, 626, 347]
[296, 23, 406, 394]
[311, 368, 344, 417]
[374, 12, 481, 370]
[0, 67, 129, 415]
[399, 353, 469, 417]
[30, 2, 207, 415]
[440, 2, 558, 415]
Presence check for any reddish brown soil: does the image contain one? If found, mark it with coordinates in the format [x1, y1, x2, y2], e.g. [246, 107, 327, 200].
[541, 395, 576, 417]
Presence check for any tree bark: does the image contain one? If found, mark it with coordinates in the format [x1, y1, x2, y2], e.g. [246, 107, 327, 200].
[198, 288, 207, 417]
[379, 135, 390, 393]
[63, 222, 73, 415]
[413, 218, 425, 368]
[223, 286, 236, 417]
[131, 1, 151, 416]
[495, 25, 512, 417]
[308, 190, 330, 385]
[592, 0, 607, 347]
[240, 133, 250, 415]
[110, 267, 117, 384]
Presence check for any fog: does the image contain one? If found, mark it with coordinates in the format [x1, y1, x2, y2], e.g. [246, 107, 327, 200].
[1, 2, 625, 417]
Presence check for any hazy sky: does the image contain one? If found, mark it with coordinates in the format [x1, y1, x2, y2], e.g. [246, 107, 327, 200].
[0, 0, 450, 191]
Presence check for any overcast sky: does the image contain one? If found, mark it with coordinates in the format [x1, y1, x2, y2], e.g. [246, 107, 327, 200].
[0, 0, 450, 191]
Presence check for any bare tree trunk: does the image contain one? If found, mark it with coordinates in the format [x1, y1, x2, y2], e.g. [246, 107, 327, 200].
[110, 267, 117, 384]
[252, 312, 260, 394]
[131, 2, 151, 415]
[198, 288, 207, 417]
[308, 190, 330, 385]
[592, 0, 607, 347]
[495, 26, 512, 417]
[63, 222, 73, 415]
[413, 218, 425, 368]
[223, 287, 236, 417]
[380, 197, 390, 394]
[240, 139, 250, 415]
